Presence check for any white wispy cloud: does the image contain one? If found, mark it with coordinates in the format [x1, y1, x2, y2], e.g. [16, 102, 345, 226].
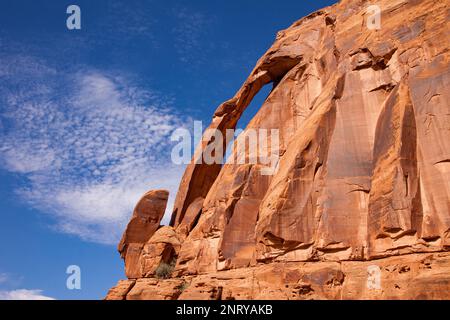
[0, 273, 9, 284]
[0, 289, 54, 300]
[0, 271, 23, 287]
[0, 55, 187, 244]
[171, 7, 213, 63]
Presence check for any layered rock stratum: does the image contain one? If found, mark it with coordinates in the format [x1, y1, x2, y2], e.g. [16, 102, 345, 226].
[106, 0, 450, 300]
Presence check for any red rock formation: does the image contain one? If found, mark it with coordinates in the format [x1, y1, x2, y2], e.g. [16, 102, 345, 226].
[106, 0, 450, 299]
[108, 252, 450, 300]
[118, 189, 169, 278]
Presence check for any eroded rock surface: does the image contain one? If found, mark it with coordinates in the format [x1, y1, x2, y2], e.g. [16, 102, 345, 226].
[106, 252, 450, 300]
[118, 189, 169, 278]
[107, 0, 450, 299]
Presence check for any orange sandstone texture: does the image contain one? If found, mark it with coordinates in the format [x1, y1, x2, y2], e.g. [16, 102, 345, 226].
[118, 189, 169, 278]
[108, 252, 450, 300]
[106, 0, 450, 299]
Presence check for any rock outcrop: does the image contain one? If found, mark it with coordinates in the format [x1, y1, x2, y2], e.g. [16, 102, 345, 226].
[118, 189, 169, 278]
[106, 0, 450, 300]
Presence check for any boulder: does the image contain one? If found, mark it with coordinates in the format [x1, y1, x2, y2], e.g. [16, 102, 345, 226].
[118, 189, 169, 278]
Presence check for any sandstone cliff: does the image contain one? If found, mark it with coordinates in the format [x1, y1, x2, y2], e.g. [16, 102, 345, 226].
[106, 0, 450, 300]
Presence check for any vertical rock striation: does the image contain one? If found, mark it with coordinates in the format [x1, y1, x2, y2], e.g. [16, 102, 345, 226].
[106, 0, 450, 299]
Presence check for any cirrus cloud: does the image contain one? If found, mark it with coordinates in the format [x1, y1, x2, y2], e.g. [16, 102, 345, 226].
[0, 55, 188, 244]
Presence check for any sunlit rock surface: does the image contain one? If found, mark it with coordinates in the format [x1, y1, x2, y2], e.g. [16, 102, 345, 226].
[106, 0, 450, 300]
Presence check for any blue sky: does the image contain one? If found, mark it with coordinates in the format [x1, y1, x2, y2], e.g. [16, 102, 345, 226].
[0, 0, 337, 299]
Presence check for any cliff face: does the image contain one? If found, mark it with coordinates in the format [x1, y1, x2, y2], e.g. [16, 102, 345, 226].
[106, 0, 450, 300]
